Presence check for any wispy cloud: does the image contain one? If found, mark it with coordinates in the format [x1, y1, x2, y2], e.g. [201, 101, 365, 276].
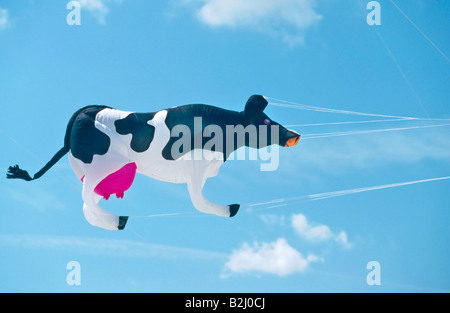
[280, 128, 450, 177]
[222, 238, 319, 277]
[177, 0, 322, 46]
[1, 184, 66, 213]
[0, 8, 11, 31]
[0, 234, 227, 261]
[259, 212, 353, 249]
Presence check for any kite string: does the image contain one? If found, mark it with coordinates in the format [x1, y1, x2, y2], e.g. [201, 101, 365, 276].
[129, 212, 200, 219]
[356, 0, 433, 119]
[266, 96, 450, 140]
[389, 0, 450, 63]
[285, 117, 413, 128]
[129, 176, 450, 218]
[267, 97, 416, 120]
[245, 175, 450, 212]
[300, 122, 450, 140]
[286, 117, 450, 128]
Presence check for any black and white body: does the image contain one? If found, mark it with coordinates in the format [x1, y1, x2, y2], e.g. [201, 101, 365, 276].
[7, 95, 300, 230]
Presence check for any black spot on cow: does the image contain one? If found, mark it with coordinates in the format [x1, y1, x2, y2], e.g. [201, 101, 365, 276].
[162, 104, 243, 161]
[114, 113, 156, 153]
[69, 105, 112, 164]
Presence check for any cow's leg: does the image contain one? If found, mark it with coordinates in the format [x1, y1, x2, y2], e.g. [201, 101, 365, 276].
[187, 160, 240, 217]
[82, 179, 127, 230]
[81, 160, 134, 230]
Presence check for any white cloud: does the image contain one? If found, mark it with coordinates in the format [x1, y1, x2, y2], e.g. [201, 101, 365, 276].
[222, 238, 319, 277]
[292, 214, 352, 249]
[179, 0, 322, 45]
[0, 8, 11, 31]
[291, 213, 332, 241]
[334, 231, 352, 249]
[79, 0, 108, 24]
[79, 0, 122, 24]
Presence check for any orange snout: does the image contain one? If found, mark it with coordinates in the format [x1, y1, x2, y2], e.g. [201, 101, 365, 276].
[284, 135, 301, 147]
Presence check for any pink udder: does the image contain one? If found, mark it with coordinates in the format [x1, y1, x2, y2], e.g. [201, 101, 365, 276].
[94, 163, 137, 200]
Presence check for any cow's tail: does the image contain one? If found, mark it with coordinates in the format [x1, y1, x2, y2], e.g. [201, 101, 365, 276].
[5, 106, 87, 181]
[7, 146, 70, 181]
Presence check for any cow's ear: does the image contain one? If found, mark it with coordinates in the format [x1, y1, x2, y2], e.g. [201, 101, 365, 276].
[244, 95, 268, 121]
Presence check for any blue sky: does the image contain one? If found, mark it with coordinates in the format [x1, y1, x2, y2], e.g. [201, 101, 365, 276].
[0, 0, 449, 292]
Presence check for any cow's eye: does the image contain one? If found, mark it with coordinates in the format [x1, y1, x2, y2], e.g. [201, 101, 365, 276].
[264, 118, 271, 125]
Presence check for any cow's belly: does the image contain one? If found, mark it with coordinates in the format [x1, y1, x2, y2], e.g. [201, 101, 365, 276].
[137, 158, 190, 183]
[137, 150, 224, 184]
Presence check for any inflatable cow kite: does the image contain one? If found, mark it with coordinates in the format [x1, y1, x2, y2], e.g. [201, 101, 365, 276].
[7, 95, 300, 230]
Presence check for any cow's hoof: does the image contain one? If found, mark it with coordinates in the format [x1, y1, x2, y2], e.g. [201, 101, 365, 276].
[118, 216, 129, 230]
[229, 204, 240, 217]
